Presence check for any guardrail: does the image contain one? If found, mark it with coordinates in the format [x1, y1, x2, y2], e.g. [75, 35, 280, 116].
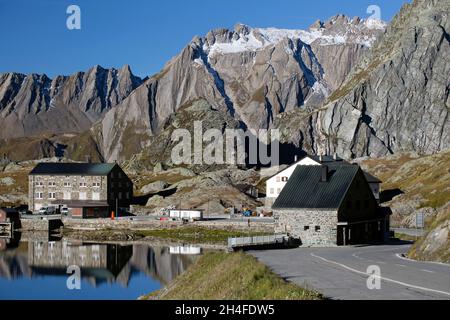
[228, 234, 288, 249]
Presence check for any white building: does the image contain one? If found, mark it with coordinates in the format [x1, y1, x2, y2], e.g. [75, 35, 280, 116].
[265, 154, 381, 207]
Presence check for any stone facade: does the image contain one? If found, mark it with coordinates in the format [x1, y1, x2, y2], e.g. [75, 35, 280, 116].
[29, 175, 108, 211]
[274, 209, 338, 246]
[28, 165, 133, 214]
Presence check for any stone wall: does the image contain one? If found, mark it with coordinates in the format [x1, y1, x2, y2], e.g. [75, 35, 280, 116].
[20, 218, 63, 231]
[274, 209, 338, 246]
[62, 218, 274, 233]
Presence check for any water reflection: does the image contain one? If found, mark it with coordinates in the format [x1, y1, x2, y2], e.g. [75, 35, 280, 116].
[0, 233, 202, 299]
[28, 241, 133, 286]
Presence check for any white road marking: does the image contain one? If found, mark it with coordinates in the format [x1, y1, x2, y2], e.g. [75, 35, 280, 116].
[395, 264, 407, 267]
[421, 269, 435, 274]
[352, 253, 386, 264]
[310, 252, 450, 297]
[395, 253, 450, 267]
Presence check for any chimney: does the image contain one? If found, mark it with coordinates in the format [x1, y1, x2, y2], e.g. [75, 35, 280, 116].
[320, 165, 328, 182]
[333, 152, 338, 161]
[294, 155, 298, 162]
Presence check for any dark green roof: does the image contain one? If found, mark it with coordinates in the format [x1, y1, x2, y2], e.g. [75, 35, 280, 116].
[272, 164, 360, 210]
[29, 163, 117, 176]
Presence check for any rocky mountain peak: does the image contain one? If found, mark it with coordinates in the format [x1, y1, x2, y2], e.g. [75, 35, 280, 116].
[0, 65, 144, 139]
[276, 0, 449, 159]
[199, 15, 386, 60]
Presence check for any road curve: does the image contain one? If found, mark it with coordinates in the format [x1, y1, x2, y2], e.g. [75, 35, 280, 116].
[250, 243, 450, 300]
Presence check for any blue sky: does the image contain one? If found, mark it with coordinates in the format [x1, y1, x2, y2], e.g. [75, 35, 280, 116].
[0, 0, 410, 78]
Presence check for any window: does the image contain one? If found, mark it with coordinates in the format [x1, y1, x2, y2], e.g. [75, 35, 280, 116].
[93, 182, 100, 188]
[92, 192, 100, 201]
[64, 182, 71, 187]
[281, 176, 288, 182]
[304, 226, 310, 231]
[270, 188, 274, 195]
[276, 176, 280, 182]
[48, 181, 56, 187]
[79, 192, 87, 200]
[35, 181, 44, 187]
[315, 226, 321, 232]
[277, 188, 281, 194]
[36, 192, 43, 199]
[79, 182, 87, 187]
[48, 192, 56, 199]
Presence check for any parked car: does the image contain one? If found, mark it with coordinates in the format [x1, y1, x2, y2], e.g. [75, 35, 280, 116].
[61, 207, 69, 216]
[38, 206, 57, 215]
[18, 209, 32, 216]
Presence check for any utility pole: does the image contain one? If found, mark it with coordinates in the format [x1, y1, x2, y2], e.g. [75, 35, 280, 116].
[116, 197, 118, 219]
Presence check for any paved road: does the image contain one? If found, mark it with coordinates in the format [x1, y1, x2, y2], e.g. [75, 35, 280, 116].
[392, 228, 425, 237]
[250, 243, 450, 300]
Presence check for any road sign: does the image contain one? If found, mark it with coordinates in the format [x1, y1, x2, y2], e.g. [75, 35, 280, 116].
[416, 212, 424, 228]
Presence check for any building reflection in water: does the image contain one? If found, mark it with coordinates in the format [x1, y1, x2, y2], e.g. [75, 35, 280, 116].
[0, 236, 202, 288]
[28, 241, 133, 286]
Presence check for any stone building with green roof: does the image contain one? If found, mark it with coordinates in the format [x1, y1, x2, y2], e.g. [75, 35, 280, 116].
[272, 164, 389, 246]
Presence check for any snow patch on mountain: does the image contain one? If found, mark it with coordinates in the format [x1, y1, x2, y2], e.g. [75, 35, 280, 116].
[203, 16, 386, 58]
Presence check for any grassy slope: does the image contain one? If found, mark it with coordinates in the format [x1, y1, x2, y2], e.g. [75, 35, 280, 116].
[360, 149, 450, 209]
[145, 251, 322, 300]
[0, 165, 32, 206]
[408, 208, 450, 263]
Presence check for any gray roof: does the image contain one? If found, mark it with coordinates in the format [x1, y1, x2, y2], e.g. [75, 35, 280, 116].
[29, 163, 116, 176]
[363, 172, 382, 183]
[272, 165, 360, 210]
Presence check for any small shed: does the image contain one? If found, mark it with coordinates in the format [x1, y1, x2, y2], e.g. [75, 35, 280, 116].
[0, 208, 21, 230]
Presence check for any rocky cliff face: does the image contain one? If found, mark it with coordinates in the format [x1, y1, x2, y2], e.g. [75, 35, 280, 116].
[277, 0, 449, 158]
[95, 15, 384, 161]
[0, 65, 143, 139]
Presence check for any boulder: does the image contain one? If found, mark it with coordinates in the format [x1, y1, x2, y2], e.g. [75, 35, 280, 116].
[140, 181, 168, 194]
